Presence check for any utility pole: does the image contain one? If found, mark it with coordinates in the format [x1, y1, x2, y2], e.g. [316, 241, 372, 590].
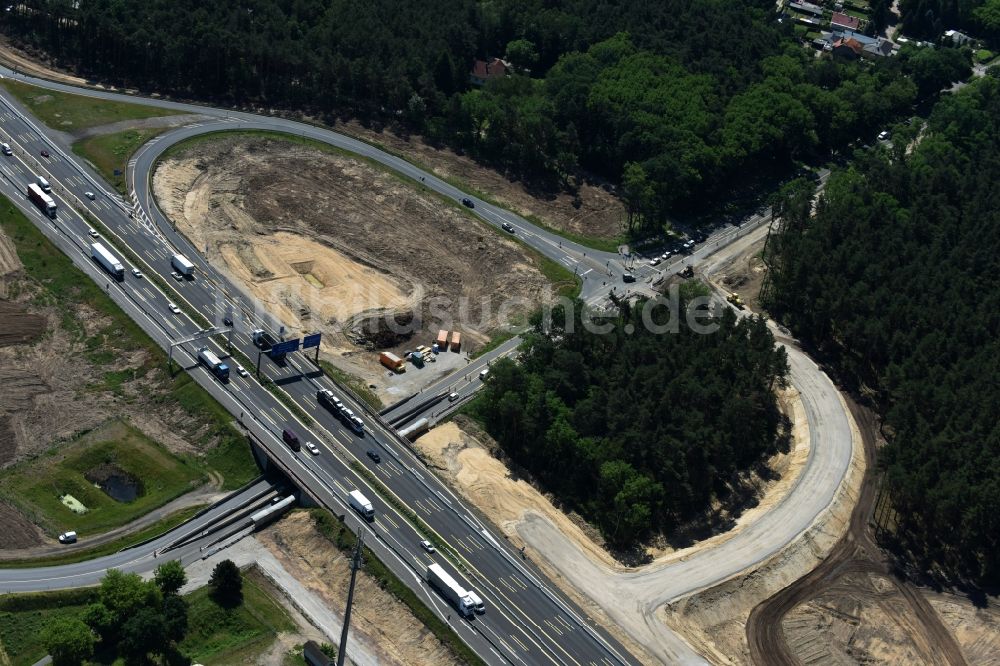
[337, 531, 364, 666]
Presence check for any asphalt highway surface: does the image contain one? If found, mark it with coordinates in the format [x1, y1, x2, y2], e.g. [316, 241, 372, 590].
[0, 65, 855, 666]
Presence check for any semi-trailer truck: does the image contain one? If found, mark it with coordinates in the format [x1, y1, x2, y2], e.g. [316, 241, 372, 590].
[27, 183, 56, 218]
[197, 347, 230, 381]
[90, 242, 124, 280]
[251, 329, 287, 359]
[425, 563, 476, 618]
[171, 254, 195, 277]
[348, 489, 374, 520]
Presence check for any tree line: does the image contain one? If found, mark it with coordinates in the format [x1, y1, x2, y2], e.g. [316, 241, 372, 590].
[473, 298, 789, 549]
[1, 1, 969, 233]
[762, 73, 1000, 585]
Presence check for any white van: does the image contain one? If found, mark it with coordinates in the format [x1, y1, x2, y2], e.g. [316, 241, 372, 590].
[37, 176, 51, 193]
[58, 531, 78, 544]
[478, 368, 489, 381]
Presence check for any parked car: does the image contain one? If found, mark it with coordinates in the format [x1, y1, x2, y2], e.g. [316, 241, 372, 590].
[366, 449, 381, 463]
[649, 257, 660, 266]
[461, 197, 474, 208]
[877, 130, 891, 141]
[419, 539, 436, 553]
[131, 268, 142, 278]
[304, 440, 320, 455]
[58, 531, 78, 544]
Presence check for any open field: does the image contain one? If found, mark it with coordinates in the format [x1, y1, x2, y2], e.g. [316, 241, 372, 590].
[0, 195, 257, 548]
[153, 132, 564, 397]
[0, 419, 205, 536]
[0, 78, 181, 131]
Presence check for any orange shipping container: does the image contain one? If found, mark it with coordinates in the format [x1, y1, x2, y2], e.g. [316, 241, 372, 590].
[450, 331, 461, 352]
[380, 351, 405, 371]
[436, 329, 449, 348]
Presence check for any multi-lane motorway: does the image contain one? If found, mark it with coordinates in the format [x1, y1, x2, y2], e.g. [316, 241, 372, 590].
[0, 65, 856, 666]
[0, 71, 636, 666]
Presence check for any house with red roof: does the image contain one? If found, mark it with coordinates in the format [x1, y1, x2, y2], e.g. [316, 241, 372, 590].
[469, 58, 511, 86]
[831, 11, 861, 31]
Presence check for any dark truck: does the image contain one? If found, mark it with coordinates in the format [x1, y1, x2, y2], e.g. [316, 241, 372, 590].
[252, 329, 286, 360]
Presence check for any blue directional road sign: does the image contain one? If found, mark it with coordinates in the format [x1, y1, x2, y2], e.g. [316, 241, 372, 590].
[303, 333, 322, 349]
[270, 339, 301, 356]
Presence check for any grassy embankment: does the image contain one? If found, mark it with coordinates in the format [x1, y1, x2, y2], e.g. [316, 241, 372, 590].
[0, 78, 183, 194]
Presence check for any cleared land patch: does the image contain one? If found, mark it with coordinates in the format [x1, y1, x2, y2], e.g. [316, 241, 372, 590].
[153, 133, 563, 394]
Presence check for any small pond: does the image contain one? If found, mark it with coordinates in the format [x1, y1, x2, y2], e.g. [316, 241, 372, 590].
[85, 463, 144, 503]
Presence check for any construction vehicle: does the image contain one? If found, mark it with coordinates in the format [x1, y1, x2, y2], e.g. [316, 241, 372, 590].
[727, 292, 744, 309]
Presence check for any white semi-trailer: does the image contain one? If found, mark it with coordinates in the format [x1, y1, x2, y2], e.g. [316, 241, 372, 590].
[171, 253, 195, 277]
[348, 489, 374, 520]
[197, 347, 230, 381]
[425, 563, 476, 618]
[91, 242, 124, 280]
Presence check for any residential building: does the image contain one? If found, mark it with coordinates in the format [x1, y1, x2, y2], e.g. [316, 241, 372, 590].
[469, 58, 511, 86]
[831, 11, 861, 31]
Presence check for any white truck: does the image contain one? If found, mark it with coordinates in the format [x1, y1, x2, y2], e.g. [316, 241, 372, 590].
[348, 489, 374, 520]
[425, 563, 476, 618]
[171, 253, 195, 277]
[91, 242, 124, 280]
[197, 347, 230, 381]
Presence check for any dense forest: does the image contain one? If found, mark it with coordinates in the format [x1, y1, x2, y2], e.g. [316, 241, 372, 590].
[473, 299, 789, 549]
[1, 1, 968, 229]
[763, 74, 1000, 585]
[900, 0, 1000, 41]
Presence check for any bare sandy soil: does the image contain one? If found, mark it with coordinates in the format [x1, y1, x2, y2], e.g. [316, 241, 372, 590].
[257, 511, 462, 666]
[153, 135, 557, 394]
[339, 119, 627, 240]
[929, 593, 1000, 664]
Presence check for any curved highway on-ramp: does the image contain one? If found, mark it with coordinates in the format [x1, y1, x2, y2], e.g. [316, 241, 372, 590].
[0, 66, 858, 665]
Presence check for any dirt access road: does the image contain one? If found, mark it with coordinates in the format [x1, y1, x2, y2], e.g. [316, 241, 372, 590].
[745, 402, 968, 666]
[153, 135, 558, 395]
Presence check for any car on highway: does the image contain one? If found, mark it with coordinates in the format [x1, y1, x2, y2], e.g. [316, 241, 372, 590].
[304, 440, 320, 456]
[479, 368, 489, 381]
[171, 271, 183, 281]
[236, 364, 248, 377]
[88, 228, 99, 238]
[58, 531, 77, 544]
[461, 197, 474, 208]
[419, 539, 436, 553]
[223, 316, 234, 327]
[623, 272, 636, 283]
[1, 143, 11, 156]
[131, 268, 142, 278]
[448, 392, 460, 402]
[84, 191, 95, 200]
[167, 303, 181, 314]
[501, 222, 515, 233]
[40, 149, 50, 158]
[366, 449, 381, 463]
